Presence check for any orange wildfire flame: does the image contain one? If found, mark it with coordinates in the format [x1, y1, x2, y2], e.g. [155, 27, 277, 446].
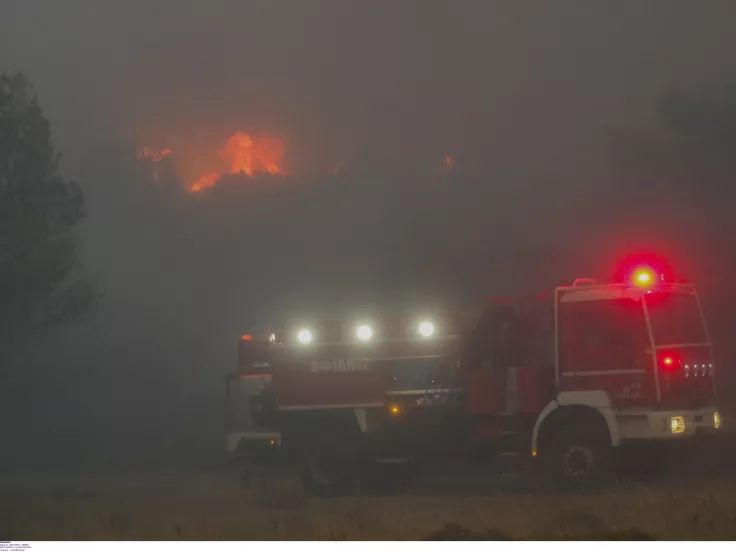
[191, 172, 220, 192]
[138, 147, 172, 162]
[190, 132, 285, 192]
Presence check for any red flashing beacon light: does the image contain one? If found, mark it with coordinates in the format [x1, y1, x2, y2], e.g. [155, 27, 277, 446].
[631, 266, 657, 288]
[613, 253, 675, 289]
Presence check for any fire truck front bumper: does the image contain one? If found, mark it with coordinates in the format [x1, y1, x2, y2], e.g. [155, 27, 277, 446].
[616, 408, 734, 475]
[617, 407, 722, 442]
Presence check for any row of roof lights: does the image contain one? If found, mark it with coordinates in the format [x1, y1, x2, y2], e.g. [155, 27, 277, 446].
[293, 320, 436, 345]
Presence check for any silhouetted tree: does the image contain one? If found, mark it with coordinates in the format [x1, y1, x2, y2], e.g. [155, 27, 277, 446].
[0, 73, 94, 346]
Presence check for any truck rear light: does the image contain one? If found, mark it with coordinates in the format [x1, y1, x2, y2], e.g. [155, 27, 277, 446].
[670, 416, 686, 434]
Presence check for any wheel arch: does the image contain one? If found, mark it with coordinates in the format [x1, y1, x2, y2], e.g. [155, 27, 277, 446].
[531, 391, 620, 455]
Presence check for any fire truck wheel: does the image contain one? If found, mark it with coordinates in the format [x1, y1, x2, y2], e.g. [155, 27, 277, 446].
[299, 446, 359, 497]
[550, 430, 612, 486]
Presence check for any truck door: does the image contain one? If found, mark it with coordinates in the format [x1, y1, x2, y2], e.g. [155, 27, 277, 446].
[558, 296, 652, 404]
[465, 304, 521, 416]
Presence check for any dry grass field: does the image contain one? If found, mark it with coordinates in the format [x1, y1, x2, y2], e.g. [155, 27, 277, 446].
[2, 463, 736, 540]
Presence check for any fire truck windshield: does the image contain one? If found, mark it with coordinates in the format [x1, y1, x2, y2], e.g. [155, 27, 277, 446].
[645, 291, 708, 345]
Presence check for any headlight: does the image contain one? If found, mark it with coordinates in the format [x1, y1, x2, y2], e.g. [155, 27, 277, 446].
[297, 329, 313, 345]
[714, 411, 722, 429]
[418, 320, 435, 338]
[670, 416, 686, 434]
[268, 333, 277, 343]
[356, 324, 373, 342]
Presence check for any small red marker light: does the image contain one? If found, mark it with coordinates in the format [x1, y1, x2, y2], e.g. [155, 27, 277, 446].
[660, 354, 678, 371]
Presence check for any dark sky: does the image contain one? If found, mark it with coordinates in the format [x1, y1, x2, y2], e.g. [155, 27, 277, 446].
[2, 1, 736, 468]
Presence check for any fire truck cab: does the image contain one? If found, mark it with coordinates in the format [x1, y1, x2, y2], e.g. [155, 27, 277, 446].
[225, 261, 722, 495]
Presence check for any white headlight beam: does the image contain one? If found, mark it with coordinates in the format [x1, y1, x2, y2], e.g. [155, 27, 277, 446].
[418, 320, 435, 338]
[297, 329, 313, 344]
[356, 324, 373, 342]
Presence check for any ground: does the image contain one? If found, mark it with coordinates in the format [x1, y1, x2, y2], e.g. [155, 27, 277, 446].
[2, 460, 736, 540]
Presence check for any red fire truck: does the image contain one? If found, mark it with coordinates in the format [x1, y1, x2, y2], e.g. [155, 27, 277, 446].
[225, 258, 722, 495]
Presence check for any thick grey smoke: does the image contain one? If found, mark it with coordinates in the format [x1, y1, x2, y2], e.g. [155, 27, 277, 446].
[2, 0, 736, 471]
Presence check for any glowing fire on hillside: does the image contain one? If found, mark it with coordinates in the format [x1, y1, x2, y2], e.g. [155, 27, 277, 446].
[191, 172, 220, 192]
[138, 147, 173, 182]
[138, 147, 172, 162]
[190, 132, 286, 192]
[137, 136, 459, 191]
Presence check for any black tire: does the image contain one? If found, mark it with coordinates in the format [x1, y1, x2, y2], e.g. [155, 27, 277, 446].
[299, 443, 359, 497]
[548, 428, 612, 487]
